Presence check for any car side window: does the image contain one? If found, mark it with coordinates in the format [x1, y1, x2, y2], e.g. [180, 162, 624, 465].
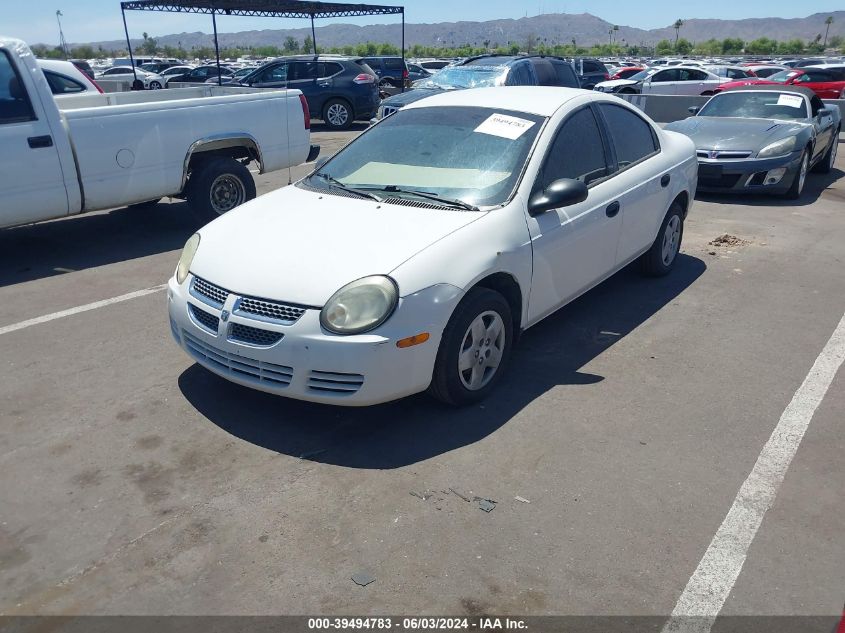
[800, 71, 829, 82]
[257, 63, 287, 83]
[727, 68, 748, 79]
[384, 58, 405, 71]
[0, 51, 36, 124]
[317, 62, 342, 78]
[652, 69, 677, 82]
[680, 69, 706, 81]
[551, 60, 579, 87]
[539, 107, 609, 188]
[290, 61, 317, 81]
[810, 95, 824, 116]
[598, 103, 659, 169]
[44, 71, 85, 94]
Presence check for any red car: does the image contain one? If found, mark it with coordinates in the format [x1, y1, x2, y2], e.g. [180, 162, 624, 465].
[609, 66, 647, 80]
[716, 68, 845, 99]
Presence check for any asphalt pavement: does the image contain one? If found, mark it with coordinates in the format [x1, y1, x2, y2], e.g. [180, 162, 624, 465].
[0, 125, 842, 621]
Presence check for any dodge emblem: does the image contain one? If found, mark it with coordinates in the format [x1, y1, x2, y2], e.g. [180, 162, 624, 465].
[221, 310, 230, 322]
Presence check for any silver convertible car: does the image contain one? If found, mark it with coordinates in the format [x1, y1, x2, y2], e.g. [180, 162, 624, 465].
[665, 85, 840, 198]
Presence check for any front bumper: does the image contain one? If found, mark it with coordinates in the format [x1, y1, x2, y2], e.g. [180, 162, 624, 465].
[696, 150, 804, 194]
[168, 274, 463, 406]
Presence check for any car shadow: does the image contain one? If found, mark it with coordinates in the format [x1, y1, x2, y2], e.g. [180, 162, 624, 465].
[178, 254, 707, 469]
[695, 166, 843, 207]
[311, 121, 371, 133]
[0, 200, 200, 287]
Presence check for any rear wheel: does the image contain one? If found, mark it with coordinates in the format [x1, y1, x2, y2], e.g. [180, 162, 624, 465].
[784, 150, 809, 199]
[813, 128, 839, 174]
[428, 288, 513, 406]
[640, 202, 684, 277]
[186, 157, 256, 224]
[322, 98, 353, 130]
[149, 80, 162, 90]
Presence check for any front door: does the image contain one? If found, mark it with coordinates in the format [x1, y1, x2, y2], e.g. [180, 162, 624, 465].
[644, 68, 679, 95]
[0, 50, 69, 227]
[525, 105, 624, 322]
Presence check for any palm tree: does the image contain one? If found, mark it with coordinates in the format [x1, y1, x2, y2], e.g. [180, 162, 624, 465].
[673, 19, 684, 45]
[823, 16, 834, 48]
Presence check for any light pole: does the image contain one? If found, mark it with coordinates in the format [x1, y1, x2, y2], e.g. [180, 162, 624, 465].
[56, 10, 69, 59]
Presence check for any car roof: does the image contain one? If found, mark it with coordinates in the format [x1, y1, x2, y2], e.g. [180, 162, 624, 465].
[723, 84, 816, 99]
[401, 86, 598, 116]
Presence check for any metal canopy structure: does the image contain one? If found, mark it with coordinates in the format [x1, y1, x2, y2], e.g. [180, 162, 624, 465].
[120, 0, 405, 87]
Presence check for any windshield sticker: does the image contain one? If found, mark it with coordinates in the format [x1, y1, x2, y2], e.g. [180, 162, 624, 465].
[776, 94, 804, 108]
[474, 113, 536, 139]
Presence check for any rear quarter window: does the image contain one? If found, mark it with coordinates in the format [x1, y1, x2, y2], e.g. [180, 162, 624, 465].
[551, 61, 579, 87]
[383, 58, 406, 70]
[44, 71, 86, 94]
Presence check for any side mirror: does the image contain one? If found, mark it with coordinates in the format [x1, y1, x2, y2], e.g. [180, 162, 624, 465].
[816, 107, 831, 118]
[688, 105, 701, 115]
[527, 178, 588, 217]
[314, 157, 329, 171]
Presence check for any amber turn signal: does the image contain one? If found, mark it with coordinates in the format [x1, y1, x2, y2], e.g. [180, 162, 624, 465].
[396, 332, 430, 348]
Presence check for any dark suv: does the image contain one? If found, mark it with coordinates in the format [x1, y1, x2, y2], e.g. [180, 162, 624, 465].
[376, 54, 580, 120]
[237, 55, 380, 129]
[568, 57, 610, 89]
[360, 56, 410, 88]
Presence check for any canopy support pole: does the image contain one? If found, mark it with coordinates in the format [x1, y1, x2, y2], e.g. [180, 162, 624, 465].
[311, 14, 317, 54]
[212, 9, 222, 86]
[120, 4, 139, 88]
[401, 8, 405, 93]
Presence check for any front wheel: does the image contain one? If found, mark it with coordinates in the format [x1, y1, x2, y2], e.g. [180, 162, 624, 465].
[812, 129, 839, 174]
[149, 81, 162, 90]
[640, 202, 684, 277]
[186, 157, 256, 224]
[322, 98, 353, 130]
[428, 288, 513, 406]
[784, 150, 809, 200]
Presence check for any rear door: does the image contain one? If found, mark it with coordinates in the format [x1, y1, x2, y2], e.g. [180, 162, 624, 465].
[314, 61, 343, 114]
[0, 49, 69, 226]
[794, 69, 839, 99]
[288, 60, 318, 104]
[644, 69, 679, 94]
[676, 68, 711, 95]
[595, 102, 670, 265]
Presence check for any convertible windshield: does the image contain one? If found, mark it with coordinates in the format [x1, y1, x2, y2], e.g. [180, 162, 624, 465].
[414, 66, 508, 90]
[306, 106, 545, 208]
[699, 91, 809, 120]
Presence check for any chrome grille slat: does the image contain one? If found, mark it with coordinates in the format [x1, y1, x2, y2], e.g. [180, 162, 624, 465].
[235, 296, 305, 325]
[183, 332, 293, 387]
[188, 304, 219, 334]
[697, 150, 753, 159]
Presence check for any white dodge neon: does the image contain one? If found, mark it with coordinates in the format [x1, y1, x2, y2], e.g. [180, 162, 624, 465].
[168, 87, 697, 406]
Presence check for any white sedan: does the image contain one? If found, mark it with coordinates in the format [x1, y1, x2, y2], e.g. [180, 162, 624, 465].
[595, 66, 723, 96]
[95, 66, 165, 89]
[168, 87, 697, 406]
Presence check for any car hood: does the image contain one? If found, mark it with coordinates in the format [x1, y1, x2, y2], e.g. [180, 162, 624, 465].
[595, 78, 638, 89]
[664, 116, 807, 150]
[381, 87, 449, 108]
[190, 184, 484, 306]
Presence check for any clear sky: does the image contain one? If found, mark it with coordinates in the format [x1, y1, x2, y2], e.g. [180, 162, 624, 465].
[6, 0, 842, 45]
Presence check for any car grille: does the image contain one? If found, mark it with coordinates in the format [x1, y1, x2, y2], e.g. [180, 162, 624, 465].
[699, 173, 742, 188]
[189, 303, 220, 334]
[697, 150, 753, 159]
[307, 370, 365, 395]
[235, 296, 305, 325]
[183, 331, 293, 387]
[228, 322, 284, 347]
[381, 105, 399, 118]
[191, 276, 229, 307]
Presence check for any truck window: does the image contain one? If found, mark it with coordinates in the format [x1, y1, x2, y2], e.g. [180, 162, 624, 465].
[0, 50, 36, 124]
[44, 71, 86, 94]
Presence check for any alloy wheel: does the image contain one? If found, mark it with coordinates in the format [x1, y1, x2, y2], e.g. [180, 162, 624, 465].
[458, 311, 506, 391]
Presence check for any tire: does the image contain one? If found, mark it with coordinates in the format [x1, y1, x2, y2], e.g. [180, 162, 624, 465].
[428, 288, 513, 406]
[378, 78, 393, 89]
[640, 202, 684, 277]
[128, 198, 161, 210]
[322, 98, 353, 130]
[700, 90, 714, 96]
[149, 81, 162, 90]
[784, 150, 809, 200]
[812, 128, 839, 174]
[186, 157, 256, 224]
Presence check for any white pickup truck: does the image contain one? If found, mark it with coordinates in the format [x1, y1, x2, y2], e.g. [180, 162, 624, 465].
[0, 37, 319, 228]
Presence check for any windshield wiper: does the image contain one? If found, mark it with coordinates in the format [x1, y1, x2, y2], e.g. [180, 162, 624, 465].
[314, 172, 382, 202]
[362, 185, 479, 211]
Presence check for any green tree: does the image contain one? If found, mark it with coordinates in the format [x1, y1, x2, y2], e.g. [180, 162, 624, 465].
[777, 38, 805, 55]
[721, 38, 744, 54]
[673, 19, 684, 44]
[746, 37, 778, 55]
[283, 36, 299, 53]
[674, 38, 692, 54]
[303, 35, 315, 54]
[655, 39, 673, 55]
[139, 32, 157, 55]
[823, 16, 834, 47]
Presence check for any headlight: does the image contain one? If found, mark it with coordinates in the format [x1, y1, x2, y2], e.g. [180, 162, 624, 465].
[758, 136, 798, 158]
[176, 233, 200, 285]
[320, 275, 398, 335]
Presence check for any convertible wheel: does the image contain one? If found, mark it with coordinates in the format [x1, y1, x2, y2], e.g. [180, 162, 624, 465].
[640, 202, 684, 277]
[428, 288, 513, 406]
[784, 150, 809, 200]
[812, 128, 839, 174]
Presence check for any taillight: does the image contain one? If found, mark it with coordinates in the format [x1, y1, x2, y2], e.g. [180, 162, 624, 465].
[603, 73, 610, 81]
[353, 73, 375, 84]
[299, 93, 310, 130]
[403, 69, 409, 79]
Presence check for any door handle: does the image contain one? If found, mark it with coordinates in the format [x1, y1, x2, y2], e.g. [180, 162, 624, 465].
[28, 135, 53, 149]
[605, 201, 620, 218]
[661, 174, 671, 187]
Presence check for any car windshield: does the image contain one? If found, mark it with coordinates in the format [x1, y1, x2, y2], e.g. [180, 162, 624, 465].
[415, 66, 508, 90]
[627, 69, 657, 81]
[766, 70, 800, 83]
[698, 91, 809, 120]
[307, 106, 545, 208]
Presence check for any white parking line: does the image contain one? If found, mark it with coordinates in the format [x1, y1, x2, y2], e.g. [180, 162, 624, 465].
[663, 310, 845, 633]
[0, 284, 166, 337]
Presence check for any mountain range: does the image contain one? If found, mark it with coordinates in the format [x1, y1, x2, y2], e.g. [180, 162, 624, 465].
[74, 11, 845, 52]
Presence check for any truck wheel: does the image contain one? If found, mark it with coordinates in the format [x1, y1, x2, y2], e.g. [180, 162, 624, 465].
[187, 157, 256, 224]
[323, 99, 353, 130]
